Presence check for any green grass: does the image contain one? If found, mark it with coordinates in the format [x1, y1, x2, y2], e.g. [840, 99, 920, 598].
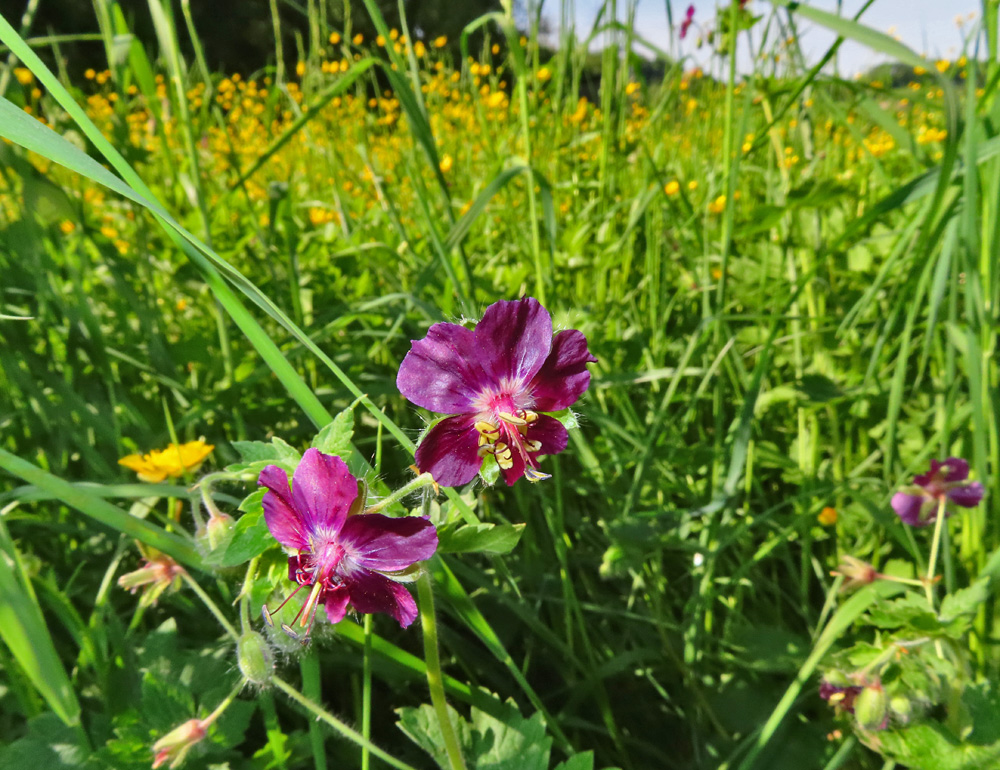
[0, 0, 999, 768]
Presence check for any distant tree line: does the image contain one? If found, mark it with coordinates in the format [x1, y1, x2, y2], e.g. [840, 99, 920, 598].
[0, 0, 502, 75]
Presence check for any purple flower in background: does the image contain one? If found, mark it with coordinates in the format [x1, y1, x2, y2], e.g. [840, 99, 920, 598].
[397, 297, 596, 487]
[819, 680, 863, 714]
[680, 5, 695, 39]
[890, 457, 984, 527]
[258, 449, 438, 634]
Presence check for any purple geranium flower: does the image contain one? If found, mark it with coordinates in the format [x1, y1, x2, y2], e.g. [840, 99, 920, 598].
[258, 449, 438, 634]
[890, 457, 984, 527]
[819, 680, 863, 714]
[396, 297, 597, 487]
[680, 4, 695, 39]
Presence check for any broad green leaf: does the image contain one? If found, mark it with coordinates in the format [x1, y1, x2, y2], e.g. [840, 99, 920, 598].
[437, 522, 526, 556]
[221, 504, 274, 567]
[311, 406, 356, 457]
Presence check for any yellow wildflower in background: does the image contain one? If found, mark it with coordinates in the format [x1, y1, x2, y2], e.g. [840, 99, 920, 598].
[329, 31, 341, 45]
[433, 36, 448, 48]
[13, 67, 33, 85]
[119, 440, 214, 482]
[664, 180, 680, 196]
[439, 153, 453, 173]
[536, 66, 551, 82]
[818, 507, 838, 526]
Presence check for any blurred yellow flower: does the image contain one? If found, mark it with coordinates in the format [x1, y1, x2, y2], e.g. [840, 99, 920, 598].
[687, 180, 699, 191]
[295, 61, 306, 77]
[536, 66, 551, 82]
[625, 82, 640, 96]
[439, 153, 453, 173]
[329, 31, 341, 45]
[818, 507, 838, 526]
[434, 36, 448, 48]
[13, 67, 33, 85]
[935, 59, 949, 73]
[353, 33, 364, 45]
[59, 220, 76, 234]
[119, 440, 214, 483]
[664, 180, 680, 196]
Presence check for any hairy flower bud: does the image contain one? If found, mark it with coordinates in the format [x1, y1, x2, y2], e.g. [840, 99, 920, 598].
[237, 631, 273, 686]
[854, 684, 888, 731]
[889, 694, 912, 723]
[197, 513, 235, 553]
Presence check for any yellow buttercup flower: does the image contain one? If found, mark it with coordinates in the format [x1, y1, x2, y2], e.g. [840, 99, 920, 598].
[13, 67, 33, 86]
[818, 507, 838, 526]
[119, 440, 214, 482]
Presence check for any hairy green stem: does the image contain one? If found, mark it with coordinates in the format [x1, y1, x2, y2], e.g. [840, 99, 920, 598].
[364, 473, 437, 514]
[272, 675, 419, 770]
[418, 570, 467, 770]
[180, 571, 239, 640]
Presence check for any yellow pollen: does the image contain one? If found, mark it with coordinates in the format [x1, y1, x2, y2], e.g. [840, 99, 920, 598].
[475, 420, 501, 441]
[497, 411, 527, 426]
[524, 439, 542, 452]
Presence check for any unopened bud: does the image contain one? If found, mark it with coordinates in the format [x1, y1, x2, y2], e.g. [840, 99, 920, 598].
[152, 718, 206, 768]
[889, 695, 912, 723]
[237, 631, 273, 686]
[205, 513, 235, 552]
[854, 684, 888, 731]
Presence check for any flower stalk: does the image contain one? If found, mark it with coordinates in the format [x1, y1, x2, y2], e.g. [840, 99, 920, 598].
[418, 568, 467, 770]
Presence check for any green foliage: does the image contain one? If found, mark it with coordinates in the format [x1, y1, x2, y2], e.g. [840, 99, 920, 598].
[0, 0, 998, 769]
[397, 699, 602, 770]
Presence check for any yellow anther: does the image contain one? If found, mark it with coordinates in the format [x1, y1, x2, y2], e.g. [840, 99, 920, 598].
[474, 420, 501, 442]
[520, 409, 539, 424]
[494, 442, 513, 469]
[524, 439, 542, 453]
[524, 467, 551, 482]
[496, 411, 527, 426]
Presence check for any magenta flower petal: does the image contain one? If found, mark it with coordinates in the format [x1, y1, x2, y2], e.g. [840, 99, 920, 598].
[530, 329, 598, 411]
[345, 569, 419, 628]
[891, 491, 932, 527]
[291, 449, 356, 537]
[940, 457, 970, 483]
[414, 415, 482, 487]
[531, 414, 570, 456]
[396, 323, 484, 413]
[474, 297, 553, 386]
[948, 481, 984, 508]
[340, 514, 439, 572]
[323, 584, 351, 624]
[259, 465, 310, 551]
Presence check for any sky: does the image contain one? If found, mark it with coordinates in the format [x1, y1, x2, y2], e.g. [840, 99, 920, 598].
[563, 0, 983, 75]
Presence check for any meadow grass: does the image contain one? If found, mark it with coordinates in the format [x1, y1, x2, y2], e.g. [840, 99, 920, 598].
[0, 1, 998, 768]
